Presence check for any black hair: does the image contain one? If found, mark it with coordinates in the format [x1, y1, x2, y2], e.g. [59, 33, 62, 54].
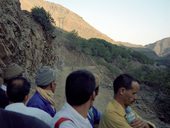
[65, 70, 96, 106]
[113, 74, 139, 94]
[7, 76, 31, 103]
[4, 74, 23, 85]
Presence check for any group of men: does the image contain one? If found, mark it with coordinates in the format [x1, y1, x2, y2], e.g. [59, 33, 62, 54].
[0, 63, 155, 128]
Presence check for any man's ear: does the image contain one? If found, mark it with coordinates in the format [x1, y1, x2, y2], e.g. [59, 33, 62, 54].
[119, 87, 126, 95]
[24, 95, 29, 103]
[91, 91, 96, 101]
[49, 82, 54, 90]
[50, 83, 52, 89]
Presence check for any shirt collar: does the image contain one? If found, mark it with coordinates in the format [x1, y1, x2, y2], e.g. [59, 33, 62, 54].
[111, 99, 126, 117]
[65, 103, 88, 120]
[63, 102, 92, 127]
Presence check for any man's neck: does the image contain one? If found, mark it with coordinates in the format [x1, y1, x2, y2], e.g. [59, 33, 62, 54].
[72, 102, 90, 118]
[9, 102, 25, 105]
[114, 96, 126, 109]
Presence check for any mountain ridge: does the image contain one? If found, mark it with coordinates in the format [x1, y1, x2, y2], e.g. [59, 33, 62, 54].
[20, 0, 141, 47]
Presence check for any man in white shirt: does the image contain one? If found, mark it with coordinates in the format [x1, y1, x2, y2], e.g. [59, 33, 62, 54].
[52, 70, 97, 128]
[5, 76, 52, 126]
[0, 63, 24, 108]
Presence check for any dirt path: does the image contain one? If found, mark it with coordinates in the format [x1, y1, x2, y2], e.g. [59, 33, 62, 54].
[54, 66, 71, 110]
[54, 66, 113, 112]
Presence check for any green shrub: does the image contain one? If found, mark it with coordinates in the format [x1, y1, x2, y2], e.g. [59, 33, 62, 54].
[129, 65, 170, 87]
[31, 7, 55, 31]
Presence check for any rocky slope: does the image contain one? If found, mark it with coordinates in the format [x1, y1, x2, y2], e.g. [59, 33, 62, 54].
[0, 0, 58, 80]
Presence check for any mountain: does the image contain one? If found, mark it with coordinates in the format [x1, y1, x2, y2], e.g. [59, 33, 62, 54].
[145, 37, 170, 56]
[19, 0, 139, 47]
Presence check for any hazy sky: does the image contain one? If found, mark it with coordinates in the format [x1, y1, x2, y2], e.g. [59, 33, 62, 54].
[47, 0, 170, 45]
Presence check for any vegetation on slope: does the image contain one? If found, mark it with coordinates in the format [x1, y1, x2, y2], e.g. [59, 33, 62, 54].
[65, 31, 153, 65]
[31, 7, 56, 39]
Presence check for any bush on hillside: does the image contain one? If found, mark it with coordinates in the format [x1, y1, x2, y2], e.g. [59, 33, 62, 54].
[129, 65, 169, 87]
[65, 33, 153, 65]
[31, 7, 55, 31]
[131, 50, 153, 64]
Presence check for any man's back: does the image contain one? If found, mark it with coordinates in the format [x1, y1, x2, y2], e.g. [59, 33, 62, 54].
[5, 103, 52, 126]
[27, 91, 56, 117]
[52, 103, 92, 128]
[0, 109, 50, 128]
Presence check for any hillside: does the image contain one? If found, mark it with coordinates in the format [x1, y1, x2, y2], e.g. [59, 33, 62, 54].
[133, 47, 159, 60]
[19, 0, 140, 47]
[146, 37, 170, 56]
[0, 0, 170, 127]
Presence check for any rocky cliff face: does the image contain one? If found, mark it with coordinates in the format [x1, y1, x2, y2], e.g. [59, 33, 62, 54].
[146, 37, 170, 56]
[0, 0, 57, 78]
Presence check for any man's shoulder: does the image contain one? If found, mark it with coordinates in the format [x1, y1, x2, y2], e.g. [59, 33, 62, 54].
[52, 114, 74, 128]
[102, 100, 126, 121]
[59, 120, 75, 128]
[27, 93, 45, 106]
[107, 100, 125, 114]
[100, 109, 131, 128]
[52, 116, 75, 128]
[52, 104, 76, 127]
[104, 100, 117, 113]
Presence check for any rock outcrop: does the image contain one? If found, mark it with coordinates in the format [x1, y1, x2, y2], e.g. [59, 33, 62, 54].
[0, 0, 57, 79]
